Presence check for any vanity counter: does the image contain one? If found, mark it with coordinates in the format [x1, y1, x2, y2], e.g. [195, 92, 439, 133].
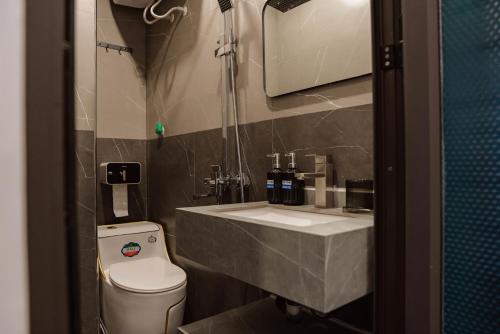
[176, 202, 373, 313]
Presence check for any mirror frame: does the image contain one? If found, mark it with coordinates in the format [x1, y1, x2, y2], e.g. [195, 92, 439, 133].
[261, 0, 372, 98]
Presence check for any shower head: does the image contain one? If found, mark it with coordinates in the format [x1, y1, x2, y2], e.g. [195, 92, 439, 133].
[267, 0, 311, 13]
[217, 0, 233, 13]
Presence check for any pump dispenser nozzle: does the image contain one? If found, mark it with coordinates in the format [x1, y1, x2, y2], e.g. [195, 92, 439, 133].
[285, 152, 297, 169]
[266, 153, 281, 169]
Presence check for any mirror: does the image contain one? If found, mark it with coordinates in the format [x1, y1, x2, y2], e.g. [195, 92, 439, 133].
[263, 0, 372, 97]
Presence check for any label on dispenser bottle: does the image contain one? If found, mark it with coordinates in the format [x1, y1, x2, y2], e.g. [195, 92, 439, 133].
[121, 242, 141, 257]
[267, 180, 275, 189]
[282, 180, 293, 190]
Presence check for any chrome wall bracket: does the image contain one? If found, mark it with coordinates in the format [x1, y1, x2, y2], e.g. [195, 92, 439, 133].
[97, 41, 133, 54]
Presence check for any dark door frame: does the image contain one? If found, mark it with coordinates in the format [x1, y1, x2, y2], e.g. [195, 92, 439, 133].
[24, 0, 442, 332]
[402, 0, 442, 333]
[371, 0, 406, 331]
[25, 0, 78, 332]
[372, 0, 442, 333]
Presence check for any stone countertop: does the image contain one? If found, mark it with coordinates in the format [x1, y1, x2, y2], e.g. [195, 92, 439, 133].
[176, 202, 374, 313]
[177, 201, 373, 237]
[178, 297, 359, 334]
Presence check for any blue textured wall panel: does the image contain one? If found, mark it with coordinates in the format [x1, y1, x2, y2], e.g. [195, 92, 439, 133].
[442, 0, 500, 333]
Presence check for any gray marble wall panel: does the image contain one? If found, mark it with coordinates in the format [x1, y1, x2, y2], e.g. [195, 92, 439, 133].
[325, 228, 374, 312]
[75, 0, 96, 131]
[145, 0, 373, 138]
[144, 0, 373, 323]
[148, 105, 373, 222]
[148, 106, 372, 317]
[97, 0, 147, 139]
[175, 210, 325, 311]
[176, 208, 373, 313]
[75, 130, 98, 334]
[148, 129, 268, 323]
[96, 138, 148, 225]
[270, 104, 373, 187]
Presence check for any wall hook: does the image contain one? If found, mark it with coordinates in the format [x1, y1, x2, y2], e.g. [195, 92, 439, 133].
[97, 41, 133, 55]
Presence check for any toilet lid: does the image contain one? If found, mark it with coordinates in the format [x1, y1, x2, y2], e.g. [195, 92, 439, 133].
[109, 257, 186, 293]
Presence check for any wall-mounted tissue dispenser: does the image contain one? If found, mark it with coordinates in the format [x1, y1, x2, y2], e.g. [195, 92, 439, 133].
[100, 162, 141, 185]
[100, 162, 141, 218]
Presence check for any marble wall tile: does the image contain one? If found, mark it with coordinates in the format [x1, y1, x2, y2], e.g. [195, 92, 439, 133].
[148, 133, 197, 234]
[75, 130, 98, 334]
[145, 0, 373, 139]
[148, 105, 373, 320]
[231, 121, 273, 202]
[148, 105, 373, 219]
[175, 210, 329, 309]
[141, 0, 374, 324]
[96, 138, 148, 225]
[176, 208, 373, 313]
[148, 128, 269, 323]
[271, 104, 373, 186]
[325, 228, 374, 312]
[75, 0, 96, 131]
[97, 0, 147, 139]
[75, 1, 98, 332]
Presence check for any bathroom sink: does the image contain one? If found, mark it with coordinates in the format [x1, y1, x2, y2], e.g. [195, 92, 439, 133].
[220, 206, 346, 227]
[176, 202, 373, 313]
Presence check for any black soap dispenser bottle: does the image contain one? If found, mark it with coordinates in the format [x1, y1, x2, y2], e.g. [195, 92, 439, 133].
[282, 152, 305, 206]
[266, 153, 284, 204]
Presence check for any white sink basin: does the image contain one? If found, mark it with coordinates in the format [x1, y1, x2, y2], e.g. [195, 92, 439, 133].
[221, 206, 346, 227]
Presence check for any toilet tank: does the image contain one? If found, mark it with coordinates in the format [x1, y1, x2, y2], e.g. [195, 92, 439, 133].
[98, 221, 169, 271]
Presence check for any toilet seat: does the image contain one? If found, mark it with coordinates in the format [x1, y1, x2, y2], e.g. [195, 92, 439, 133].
[109, 257, 186, 294]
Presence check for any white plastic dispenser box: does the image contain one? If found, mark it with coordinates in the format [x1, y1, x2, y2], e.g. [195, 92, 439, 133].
[99, 162, 141, 218]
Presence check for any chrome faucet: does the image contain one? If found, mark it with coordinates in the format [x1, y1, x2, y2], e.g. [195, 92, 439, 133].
[295, 154, 334, 208]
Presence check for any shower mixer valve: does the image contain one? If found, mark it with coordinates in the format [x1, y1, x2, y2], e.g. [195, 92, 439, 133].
[198, 0, 247, 203]
[215, 41, 237, 58]
[193, 165, 249, 204]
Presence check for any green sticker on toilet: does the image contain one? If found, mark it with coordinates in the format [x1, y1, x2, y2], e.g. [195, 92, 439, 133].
[121, 242, 141, 257]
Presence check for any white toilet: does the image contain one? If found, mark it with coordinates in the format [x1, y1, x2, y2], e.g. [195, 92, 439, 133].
[98, 221, 187, 334]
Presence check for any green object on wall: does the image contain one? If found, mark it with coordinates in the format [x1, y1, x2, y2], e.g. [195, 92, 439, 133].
[155, 121, 165, 136]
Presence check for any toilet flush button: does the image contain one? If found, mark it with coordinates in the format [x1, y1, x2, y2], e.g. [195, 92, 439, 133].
[148, 235, 157, 243]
